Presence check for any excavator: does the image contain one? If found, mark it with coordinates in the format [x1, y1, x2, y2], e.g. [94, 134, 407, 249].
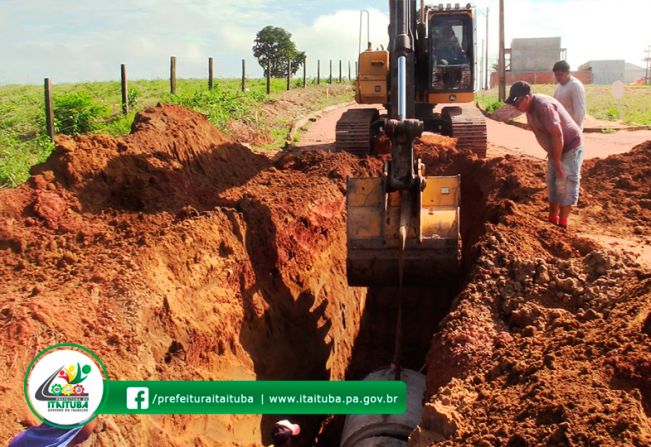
[340, 0, 487, 288]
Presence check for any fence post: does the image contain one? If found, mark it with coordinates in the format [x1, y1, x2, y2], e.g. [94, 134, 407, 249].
[266, 60, 271, 95]
[121, 64, 128, 115]
[170, 56, 177, 95]
[208, 57, 214, 90]
[44, 78, 55, 142]
[339, 60, 342, 83]
[329, 60, 333, 84]
[317, 60, 321, 84]
[355, 61, 358, 80]
[348, 61, 351, 81]
[303, 57, 307, 88]
[241, 59, 246, 92]
[287, 58, 291, 90]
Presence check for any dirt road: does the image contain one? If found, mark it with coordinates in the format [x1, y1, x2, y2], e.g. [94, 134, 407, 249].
[487, 117, 651, 159]
[294, 103, 377, 151]
[296, 102, 651, 160]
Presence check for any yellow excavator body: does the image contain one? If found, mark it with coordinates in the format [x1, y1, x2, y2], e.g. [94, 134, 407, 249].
[355, 50, 390, 104]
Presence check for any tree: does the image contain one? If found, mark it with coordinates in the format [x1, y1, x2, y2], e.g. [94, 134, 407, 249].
[253, 26, 305, 78]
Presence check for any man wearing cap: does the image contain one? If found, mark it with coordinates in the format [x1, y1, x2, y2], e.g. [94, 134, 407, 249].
[506, 81, 584, 230]
[553, 60, 586, 129]
[269, 419, 300, 446]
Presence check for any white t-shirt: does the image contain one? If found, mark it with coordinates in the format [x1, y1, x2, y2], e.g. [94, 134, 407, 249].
[554, 76, 586, 129]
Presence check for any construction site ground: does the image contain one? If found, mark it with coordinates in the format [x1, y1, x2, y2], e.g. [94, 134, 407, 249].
[0, 94, 649, 447]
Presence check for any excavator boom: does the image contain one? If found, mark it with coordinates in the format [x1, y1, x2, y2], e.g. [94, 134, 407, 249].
[345, 0, 462, 287]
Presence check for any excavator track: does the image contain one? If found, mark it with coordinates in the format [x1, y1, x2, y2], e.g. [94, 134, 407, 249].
[335, 108, 379, 155]
[445, 107, 487, 158]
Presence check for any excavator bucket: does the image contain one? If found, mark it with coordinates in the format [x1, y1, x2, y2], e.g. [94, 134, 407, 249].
[347, 175, 461, 287]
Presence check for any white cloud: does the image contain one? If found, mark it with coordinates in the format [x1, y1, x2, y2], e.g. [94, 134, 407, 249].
[1, 0, 649, 84]
[293, 8, 389, 78]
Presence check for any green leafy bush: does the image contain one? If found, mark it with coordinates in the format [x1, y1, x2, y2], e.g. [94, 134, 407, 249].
[485, 100, 503, 113]
[606, 106, 620, 121]
[53, 92, 108, 135]
[169, 86, 254, 128]
[128, 88, 140, 108]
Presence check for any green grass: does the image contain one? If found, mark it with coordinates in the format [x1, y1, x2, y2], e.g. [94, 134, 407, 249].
[476, 84, 651, 126]
[0, 135, 53, 187]
[0, 78, 353, 187]
[584, 84, 651, 125]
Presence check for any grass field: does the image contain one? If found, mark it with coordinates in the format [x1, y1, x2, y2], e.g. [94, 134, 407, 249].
[4, 79, 650, 188]
[476, 84, 651, 125]
[0, 78, 353, 187]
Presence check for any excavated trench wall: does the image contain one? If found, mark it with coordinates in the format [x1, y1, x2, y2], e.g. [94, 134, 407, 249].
[1, 105, 386, 446]
[0, 106, 498, 446]
[2, 106, 649, 446]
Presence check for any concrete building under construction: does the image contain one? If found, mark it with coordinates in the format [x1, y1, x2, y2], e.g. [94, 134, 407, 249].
[510, 37, 564, 73]
[491, 37, 591, 86]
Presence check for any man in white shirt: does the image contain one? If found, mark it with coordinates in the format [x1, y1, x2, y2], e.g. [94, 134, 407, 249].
[553, 60, 586, 129]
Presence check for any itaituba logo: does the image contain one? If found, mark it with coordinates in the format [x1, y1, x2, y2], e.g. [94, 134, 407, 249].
[25, 345, 106, 427]
[37, 363, 91, 403]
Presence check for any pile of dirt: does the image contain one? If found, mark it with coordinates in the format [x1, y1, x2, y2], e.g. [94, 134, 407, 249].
[581, 140, 651, 237]
[0, 104, 380, 446]
[409, 140, 651, 446]
[30, 104, 272, 214]
[1, 103, 649, 446]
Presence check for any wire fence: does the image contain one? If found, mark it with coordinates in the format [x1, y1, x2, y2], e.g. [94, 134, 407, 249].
[0, 55, 358, 187]
[42, 56, 359, 142]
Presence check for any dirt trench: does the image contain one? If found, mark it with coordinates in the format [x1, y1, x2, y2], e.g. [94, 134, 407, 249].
[1, 105, 649, 446]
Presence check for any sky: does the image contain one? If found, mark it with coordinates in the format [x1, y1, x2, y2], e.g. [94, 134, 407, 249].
[1, 0, 649, 85]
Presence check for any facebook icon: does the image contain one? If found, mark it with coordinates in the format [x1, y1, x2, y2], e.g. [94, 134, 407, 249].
[126, 387, 149, 410]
